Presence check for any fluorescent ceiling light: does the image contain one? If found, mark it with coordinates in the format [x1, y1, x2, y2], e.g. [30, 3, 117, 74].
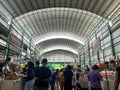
[40, 46, 78, 55]
[35, 35, 85, 45]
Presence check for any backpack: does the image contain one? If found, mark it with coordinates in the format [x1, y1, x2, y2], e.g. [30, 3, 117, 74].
[36, 67, 51, 87]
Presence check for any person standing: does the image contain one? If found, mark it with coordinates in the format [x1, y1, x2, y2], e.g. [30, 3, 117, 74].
[33, 61, 40, 90]
[26, 61, 35, 90]
[50, 69, 59, 90]
[85, 65, 90, 74]
[58, 68, 65, 90]
[63, 65, 73, 90]
[88, 65, 103, 90]
[114, 60, 120, 90]
[76, 65, 82, 81]
[35, 58, 51, 90]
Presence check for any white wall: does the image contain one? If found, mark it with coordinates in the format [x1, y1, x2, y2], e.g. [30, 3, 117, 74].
[42, 50, 75, 63]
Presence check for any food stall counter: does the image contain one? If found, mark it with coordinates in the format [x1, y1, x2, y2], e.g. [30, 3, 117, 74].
[1, 79, 23, 90]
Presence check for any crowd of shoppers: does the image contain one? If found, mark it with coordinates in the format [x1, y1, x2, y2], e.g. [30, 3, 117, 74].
[23, 58, 120, 90]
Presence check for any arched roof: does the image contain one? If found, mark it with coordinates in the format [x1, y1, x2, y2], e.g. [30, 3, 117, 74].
[1, 0, 119, 18]
[0, 0, 119, 55]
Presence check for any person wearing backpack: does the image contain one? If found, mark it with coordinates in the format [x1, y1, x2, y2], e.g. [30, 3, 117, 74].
[35, 58, 51, 90]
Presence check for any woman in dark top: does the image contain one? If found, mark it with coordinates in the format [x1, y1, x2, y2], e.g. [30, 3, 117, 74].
[63, 65, 73, 90]
[26, 61, 35, 90]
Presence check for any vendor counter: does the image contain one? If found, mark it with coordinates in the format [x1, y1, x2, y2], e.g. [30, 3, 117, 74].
[102, 80, 120, 90]
[1, 79, 24, 90]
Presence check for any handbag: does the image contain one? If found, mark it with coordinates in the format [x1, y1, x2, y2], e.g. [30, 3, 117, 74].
[76, 83, 88, 90]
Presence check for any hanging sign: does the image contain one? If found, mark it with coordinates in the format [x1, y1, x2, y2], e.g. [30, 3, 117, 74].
[92, 38, 101, 52]
[9, 45, 20, 53]
[9, 34, 21, 53]
[84, 48, 88, 55]
[10, 35, 21, 48]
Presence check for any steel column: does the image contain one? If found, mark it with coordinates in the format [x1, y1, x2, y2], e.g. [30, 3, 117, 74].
[94, 27, 100, 63]
[88, 40, 92, 66]
[5, 18, 14, 65]
[108, 20, 116, 57]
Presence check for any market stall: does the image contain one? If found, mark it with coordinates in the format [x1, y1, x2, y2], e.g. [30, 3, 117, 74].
[1, 79, 22, 90]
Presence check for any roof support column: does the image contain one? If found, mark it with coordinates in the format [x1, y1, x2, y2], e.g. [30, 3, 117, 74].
[94, 28, 100, 63]
[34, 46, 36, 62]
[88, 40, 92, 66]
[83, 48, 86, 66]
[102, 47, 110, 90]
[5, 17, 14, 65]
[19, 28, 25, 69]
[108, 20, 116, 57]
[79, 54, 82, 67]
[29, 37, 32, 59]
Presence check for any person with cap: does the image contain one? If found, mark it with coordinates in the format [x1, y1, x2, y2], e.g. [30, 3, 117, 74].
[35, 58, 51, 90]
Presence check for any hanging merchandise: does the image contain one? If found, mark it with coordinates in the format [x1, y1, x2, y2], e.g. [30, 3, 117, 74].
[12, 55, 18, 66]
[109, 56, 115, 62]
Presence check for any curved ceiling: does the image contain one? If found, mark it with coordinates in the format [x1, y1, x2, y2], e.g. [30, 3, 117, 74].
[0, 0, 119, 18]
[37, 38, 83, 55]
[42, 50, 77, 56]
[0, 0, 119, 55]
[34, 35, 85, 45]
[40, 46, 78, 55]
[11, 8, 107, 54]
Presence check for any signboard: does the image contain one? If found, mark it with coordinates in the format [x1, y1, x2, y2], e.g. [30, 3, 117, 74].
[92, 38, 101, 52]
[84, 48, 88, 55]
[9, 45, 20, 53]
[10, 35, 21, 48]
[9, 35, 21, 53]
